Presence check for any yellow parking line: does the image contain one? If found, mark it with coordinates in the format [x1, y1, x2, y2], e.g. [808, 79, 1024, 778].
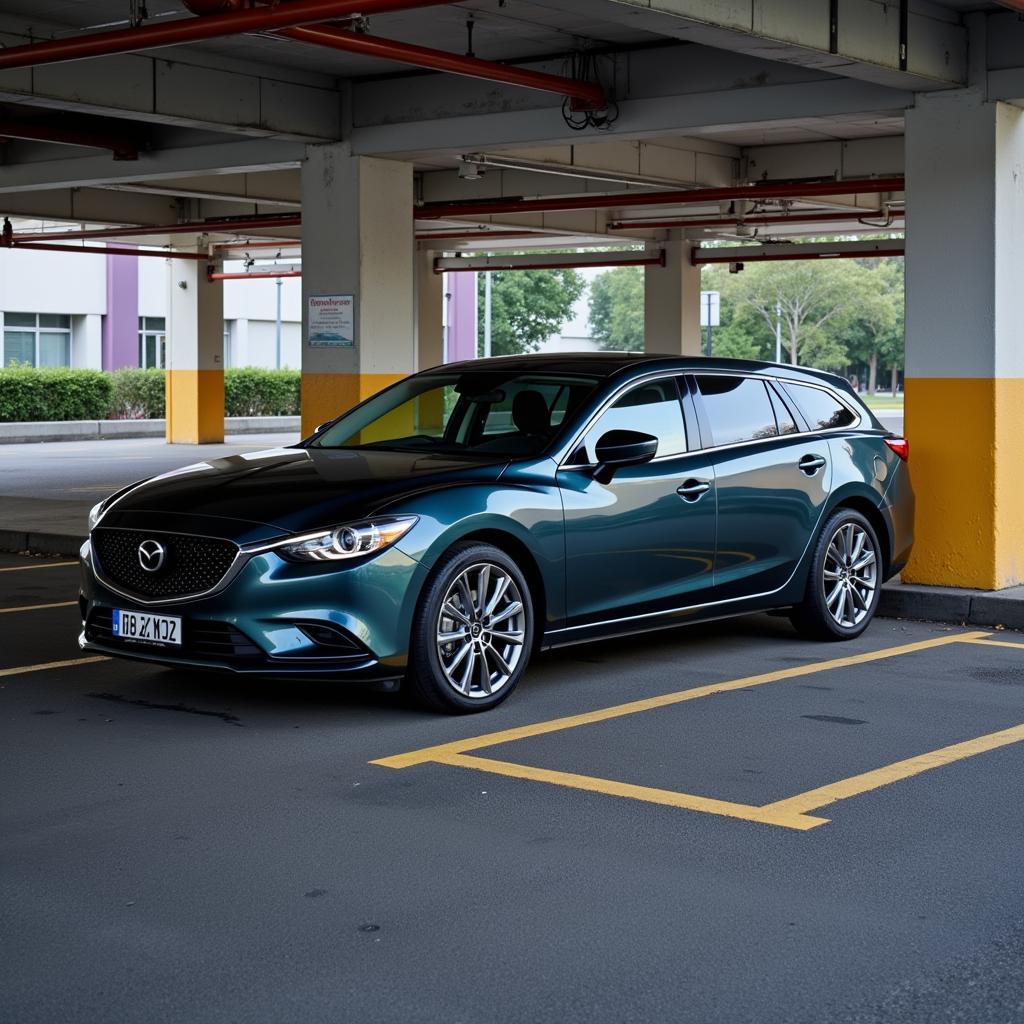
[0, 601, 77, 614]
[0, 656, 109, 678]
[0, 561, 77, 573]
[373, 631, 991, 769]
[960, 637, 1024, 651]
[441, 753, 828, 831]
[764, 721, 1024, 818]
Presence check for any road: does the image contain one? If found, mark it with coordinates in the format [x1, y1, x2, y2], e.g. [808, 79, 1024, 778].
[2, 548, 1023, 1024]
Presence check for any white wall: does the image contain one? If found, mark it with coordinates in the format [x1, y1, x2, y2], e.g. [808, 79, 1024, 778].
[0, 248, 106, 314]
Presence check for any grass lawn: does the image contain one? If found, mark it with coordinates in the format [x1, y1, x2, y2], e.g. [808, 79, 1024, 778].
[860, 393, 904, 411]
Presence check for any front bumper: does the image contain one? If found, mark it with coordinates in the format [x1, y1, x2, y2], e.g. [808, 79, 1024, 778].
[78, 538, 428, 682]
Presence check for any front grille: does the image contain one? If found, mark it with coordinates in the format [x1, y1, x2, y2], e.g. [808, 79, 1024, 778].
[86, 608, 263, 662]
[92, 528, 238, 600]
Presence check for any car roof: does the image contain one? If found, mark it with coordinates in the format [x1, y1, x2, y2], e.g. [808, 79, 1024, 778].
[425, 352, 851, 390]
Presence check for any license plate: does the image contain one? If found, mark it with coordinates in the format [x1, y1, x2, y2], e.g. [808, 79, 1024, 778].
[112, 608, 182, 646]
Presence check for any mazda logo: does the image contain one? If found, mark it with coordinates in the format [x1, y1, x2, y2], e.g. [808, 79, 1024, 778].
[137, 539, 167, 573]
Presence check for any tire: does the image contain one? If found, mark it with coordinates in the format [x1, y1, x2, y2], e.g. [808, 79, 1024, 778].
[790, 508, 882, 642]
[406, 542, 535, 713]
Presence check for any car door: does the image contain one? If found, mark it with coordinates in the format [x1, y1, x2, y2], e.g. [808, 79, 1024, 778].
[558, 375, 717, 625]
[689, 373, 833, 601]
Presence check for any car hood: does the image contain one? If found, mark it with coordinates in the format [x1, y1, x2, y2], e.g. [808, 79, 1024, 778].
[101, 446, 509, 538]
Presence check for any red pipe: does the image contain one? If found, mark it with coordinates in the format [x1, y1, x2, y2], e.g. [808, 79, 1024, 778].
[417, 177, 906, 221]
[692, 245, 904, 264]
[213, 238, 301, 250]
[279, 25, 605, 109]
[12, 214, 301, 243]
[435, 253, 665, 274]
[415, 229, 551, 242]
[208, 270, 303, 280]
[7, 241, 208, 259]
[608, 210, 905, 230]
[0, 0, 452, 71]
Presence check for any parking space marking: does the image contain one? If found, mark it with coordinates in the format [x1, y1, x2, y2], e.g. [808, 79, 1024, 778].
[961, 637, 1024, 651]
[371, 630, 1024, 831]
[0, 601, 77, 614]
[0, 562, 77, 573]
[373, 632, 990, 769]
[0, 656, 109, 679]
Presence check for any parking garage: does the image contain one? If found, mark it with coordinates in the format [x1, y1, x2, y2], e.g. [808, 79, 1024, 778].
[1, 2, 1023, 1021]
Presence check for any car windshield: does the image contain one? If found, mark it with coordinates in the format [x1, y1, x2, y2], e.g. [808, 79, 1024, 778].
[309, 370, 602, 457]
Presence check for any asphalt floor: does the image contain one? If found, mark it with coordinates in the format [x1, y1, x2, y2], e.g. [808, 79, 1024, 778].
[2, 548, 1024, 1023]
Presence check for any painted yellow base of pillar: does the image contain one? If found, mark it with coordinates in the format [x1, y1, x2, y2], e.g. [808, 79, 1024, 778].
[300, 372, 405, 438]
[903, 377, 1024, 590]
[165, 369, 224, 445]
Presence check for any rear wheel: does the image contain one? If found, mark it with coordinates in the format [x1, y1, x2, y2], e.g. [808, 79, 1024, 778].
[406, 542, 534, 713]
[790, 509, 881, 641]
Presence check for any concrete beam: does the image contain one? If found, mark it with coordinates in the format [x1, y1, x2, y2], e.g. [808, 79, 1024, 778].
[0, 15, 341, 141]
[742, 136, 904, 183]
[539, 0, 966, 90]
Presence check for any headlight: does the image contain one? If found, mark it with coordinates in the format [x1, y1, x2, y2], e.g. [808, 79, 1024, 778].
[254, 516, 418, 563]
[88, 501, 105, 531]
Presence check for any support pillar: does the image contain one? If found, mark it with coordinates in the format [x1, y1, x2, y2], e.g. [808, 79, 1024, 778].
[416, 249, 444, 371]
[644, 235, 701, 355]
[903, 90, 1024, 589]
[300, 147, 415, 437]
[165, 253, 224, 444]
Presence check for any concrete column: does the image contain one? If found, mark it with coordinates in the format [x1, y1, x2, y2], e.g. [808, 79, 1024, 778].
[165, 253, 224, 444]
[416, 249, 444, 372]
[644, 235, 701, 355]
[300, 147, 415, 436]
[903, 90, 1024, 589]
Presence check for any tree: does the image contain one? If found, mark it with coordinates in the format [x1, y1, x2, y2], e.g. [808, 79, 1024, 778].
[477, 268, 585, 356]
[844, 259, 904, 393]
[588, 266, 644, 351]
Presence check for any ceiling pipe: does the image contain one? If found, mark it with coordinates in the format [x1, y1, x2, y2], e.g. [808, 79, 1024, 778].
[608, 210, 905, 231]
[0, 0, 452, 71]
[212, 239, 302, 250]
[417, 177, 906, 220]
[435, 251, 665, 274]
[10, 214, 301, 243]
[6, 241, 208, 260]
[415, 229, 553, 241]
[278, 25, 605, 109]
[691, 241, 904, 264]
[0, 121, 139, 160]
[209, 270, 303, 280]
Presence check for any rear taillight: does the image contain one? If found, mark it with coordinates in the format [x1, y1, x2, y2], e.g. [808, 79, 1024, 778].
[885, 437, 909, 461]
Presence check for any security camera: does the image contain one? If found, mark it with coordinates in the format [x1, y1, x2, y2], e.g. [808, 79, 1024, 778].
[458, 161, 485, 181]
[728, 261, 745, 274]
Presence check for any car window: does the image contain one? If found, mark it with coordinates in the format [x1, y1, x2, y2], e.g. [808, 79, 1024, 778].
[577, 377, 687, 463]
[695, 375, 778, 446]
[768, 384, 799, 435]
[782, 383, 857, 431]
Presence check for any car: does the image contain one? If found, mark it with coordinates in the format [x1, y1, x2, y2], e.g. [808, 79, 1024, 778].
[79, 353, 914, 713]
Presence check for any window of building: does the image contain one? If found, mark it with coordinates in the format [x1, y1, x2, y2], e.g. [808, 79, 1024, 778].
[2, 313, 72, 368]
[138, 317, 166, 369]
[782, 382, 857, 431]
[695, 375, 778, 447]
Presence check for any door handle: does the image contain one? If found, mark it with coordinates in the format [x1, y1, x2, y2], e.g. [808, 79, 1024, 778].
[677, 479, 711, 502]
[799, 454, 827, 475]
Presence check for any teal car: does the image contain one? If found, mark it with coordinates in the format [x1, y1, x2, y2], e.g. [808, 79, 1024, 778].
[80, 354, 913, 713]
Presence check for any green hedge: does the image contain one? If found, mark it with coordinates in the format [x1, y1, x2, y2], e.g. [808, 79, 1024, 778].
[0, 366, 113, 422]
[108, 367, 166, 420]
[0, 365, 301, 422]
[225, 367, 300, 417]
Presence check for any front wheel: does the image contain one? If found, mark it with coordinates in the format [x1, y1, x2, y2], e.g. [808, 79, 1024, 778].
[790, 509, 882, 641]
[406, 542, 534, 713]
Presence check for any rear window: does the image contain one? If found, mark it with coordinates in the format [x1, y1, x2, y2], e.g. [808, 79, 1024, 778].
[695, 375, 778, 447]
[783, 383, 857, 431]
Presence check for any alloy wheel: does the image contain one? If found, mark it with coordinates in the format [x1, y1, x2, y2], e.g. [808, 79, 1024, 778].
[435, 562, 527, 699]
[823, 522, 878, 629]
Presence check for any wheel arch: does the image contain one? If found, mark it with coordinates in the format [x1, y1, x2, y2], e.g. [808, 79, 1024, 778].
[828, 493, 892, 578]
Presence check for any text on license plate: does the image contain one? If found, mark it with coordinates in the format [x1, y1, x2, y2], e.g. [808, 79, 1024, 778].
[112, 609, 182, 645]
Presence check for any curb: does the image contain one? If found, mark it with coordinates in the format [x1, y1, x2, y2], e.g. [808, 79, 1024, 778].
[3, 525, 1022, 632]
[0, 416, 300, 444]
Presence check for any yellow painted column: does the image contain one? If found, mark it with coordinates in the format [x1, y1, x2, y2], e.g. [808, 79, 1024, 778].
[299, 148, 415, 437]
[165, 251, 224, 444]
[903, 92, 1024, 589]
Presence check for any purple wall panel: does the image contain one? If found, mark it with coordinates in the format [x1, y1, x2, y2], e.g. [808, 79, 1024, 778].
[445, 270, 477, 363]
[102, 246, 139, 370]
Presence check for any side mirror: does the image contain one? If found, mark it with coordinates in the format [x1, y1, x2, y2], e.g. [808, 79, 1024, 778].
[593, 429, 658, 483]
